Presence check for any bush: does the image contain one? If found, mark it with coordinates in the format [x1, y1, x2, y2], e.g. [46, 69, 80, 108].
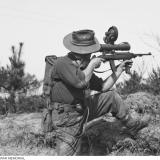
[0, 97, 6, 115]
[116, 67, 160, 95]
[116, 70, 146, 95]
[0, 94, 46, 115]
[146, 67, 160, 95]
[16, 95, 46, 113]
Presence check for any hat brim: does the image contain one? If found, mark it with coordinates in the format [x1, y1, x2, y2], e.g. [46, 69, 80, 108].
[63, 32, 101, 54]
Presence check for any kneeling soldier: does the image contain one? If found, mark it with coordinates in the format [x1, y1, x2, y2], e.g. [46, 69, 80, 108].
[43, 29, 150, 155]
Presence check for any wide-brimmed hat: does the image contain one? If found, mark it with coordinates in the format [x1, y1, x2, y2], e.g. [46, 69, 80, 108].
[63, 29, 101, 54]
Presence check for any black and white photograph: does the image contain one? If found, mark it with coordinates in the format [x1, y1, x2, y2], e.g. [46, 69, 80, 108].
[0, 0, 160, 158]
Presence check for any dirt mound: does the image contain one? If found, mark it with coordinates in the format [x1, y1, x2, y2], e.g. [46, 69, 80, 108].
[80, 92, 160, 156]
[78, 116, 128, 155]
[124, 92, 160, 115]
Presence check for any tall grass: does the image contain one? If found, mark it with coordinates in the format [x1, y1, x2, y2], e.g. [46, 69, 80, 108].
[0, 113, 56, 156]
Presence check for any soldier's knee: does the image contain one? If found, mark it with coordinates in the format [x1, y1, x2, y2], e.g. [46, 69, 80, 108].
[102, 90, 119, 101]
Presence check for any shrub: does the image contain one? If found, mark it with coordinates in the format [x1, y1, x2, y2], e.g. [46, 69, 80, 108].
[16, 95, 46, 113]
[116, 70, 146, 95]
[146, 67, 160, 95]
[0, 97, 6, 115]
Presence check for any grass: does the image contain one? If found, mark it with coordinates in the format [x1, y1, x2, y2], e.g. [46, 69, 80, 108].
[0, 113, 56, 156]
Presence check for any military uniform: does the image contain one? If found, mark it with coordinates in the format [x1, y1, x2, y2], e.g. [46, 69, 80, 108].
[48, 55, 128, 155]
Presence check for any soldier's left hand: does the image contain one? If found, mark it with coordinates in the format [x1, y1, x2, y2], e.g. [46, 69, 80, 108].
[117, 60, 133, 73]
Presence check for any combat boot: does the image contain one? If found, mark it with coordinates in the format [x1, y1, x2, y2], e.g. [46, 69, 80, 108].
[120, 114, 150, 137]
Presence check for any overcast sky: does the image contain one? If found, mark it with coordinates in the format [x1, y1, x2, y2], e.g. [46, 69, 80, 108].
[0, 0, 160, 80]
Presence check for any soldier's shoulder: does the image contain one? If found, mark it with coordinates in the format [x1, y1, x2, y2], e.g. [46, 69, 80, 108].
[56, 55, 71, 64]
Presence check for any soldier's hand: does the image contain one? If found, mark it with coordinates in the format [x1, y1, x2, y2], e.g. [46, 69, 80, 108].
[117, 60, 133, 73]
[90, 57, 104, 69]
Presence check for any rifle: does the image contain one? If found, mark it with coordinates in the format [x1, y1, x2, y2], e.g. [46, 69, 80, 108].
[99, 52, 151, 61]
[96, 26, 152, 74]
[98, 52, 151, 74]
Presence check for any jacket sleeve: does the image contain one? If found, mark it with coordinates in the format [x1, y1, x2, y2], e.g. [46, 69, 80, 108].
[56, 58, 88, 89]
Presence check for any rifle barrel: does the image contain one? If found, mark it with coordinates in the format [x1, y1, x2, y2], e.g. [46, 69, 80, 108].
[135, 52, 152, 56]
[105, 52, 151, 55]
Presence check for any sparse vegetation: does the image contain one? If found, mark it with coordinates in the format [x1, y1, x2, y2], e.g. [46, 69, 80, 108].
[0, 43, 41, 114]
[147, 66, 160, 95]
[116, 70, 145, 95]
[0, 113, 56, 155]
[15, 95, 45, 113]
[116, 66, 160, 96]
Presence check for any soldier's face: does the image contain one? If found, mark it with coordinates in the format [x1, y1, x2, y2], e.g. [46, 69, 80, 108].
[79, 54, 91, 69]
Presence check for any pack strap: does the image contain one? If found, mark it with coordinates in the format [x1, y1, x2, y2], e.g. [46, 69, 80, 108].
[45, 55, 57, 65]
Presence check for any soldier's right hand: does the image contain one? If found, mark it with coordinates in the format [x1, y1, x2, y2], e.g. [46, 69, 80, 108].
[90, 57, 104, 69]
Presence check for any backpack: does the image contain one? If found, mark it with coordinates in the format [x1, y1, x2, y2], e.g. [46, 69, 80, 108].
[42, 55, 58, 133]
[43, 55, 58, 96]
